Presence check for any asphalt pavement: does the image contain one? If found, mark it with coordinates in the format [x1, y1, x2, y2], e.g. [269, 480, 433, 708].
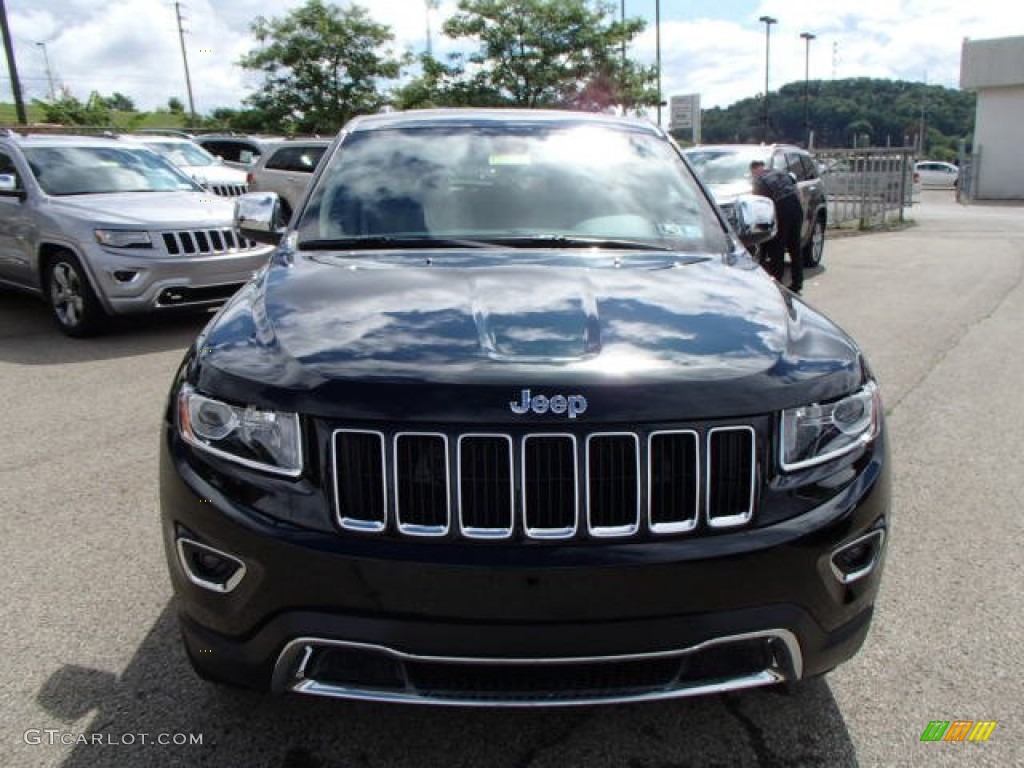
[1, 189, 1021, 767]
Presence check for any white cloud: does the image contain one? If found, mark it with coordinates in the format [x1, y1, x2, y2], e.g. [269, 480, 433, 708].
[5, 0, 1023, 115]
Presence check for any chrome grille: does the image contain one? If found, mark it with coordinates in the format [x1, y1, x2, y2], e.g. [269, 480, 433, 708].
[208, 183, 248, 197]
[394, 433, 449, 536]
[458, 435, 514, 539]
[331, 426, 757, 540]
[333, 430, 387, 532]
[161, 228, 258, 256]
[523, 435, 578, 539]
[648, 430, 700, 533]
[707, 427, 756, 528]
[586, 433, 640, 537]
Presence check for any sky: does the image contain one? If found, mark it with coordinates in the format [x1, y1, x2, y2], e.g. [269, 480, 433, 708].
[5, 0, 1020, 125]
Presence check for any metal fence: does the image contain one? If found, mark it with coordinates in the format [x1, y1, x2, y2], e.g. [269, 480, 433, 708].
[814, 147, 916, 229]
[956, 150, 978, 204]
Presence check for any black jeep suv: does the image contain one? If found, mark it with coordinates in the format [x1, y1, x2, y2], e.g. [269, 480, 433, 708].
[160, 109, 889, 706]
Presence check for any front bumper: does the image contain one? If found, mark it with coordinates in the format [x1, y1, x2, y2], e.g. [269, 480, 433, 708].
[160, 422, 890, 704]
[80, 242, 273, 314]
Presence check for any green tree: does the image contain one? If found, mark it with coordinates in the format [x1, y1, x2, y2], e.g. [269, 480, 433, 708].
[167, 97, 185, 114]
[391, 52, 503, 110]
[441, 0, 658, 110]
[34, 89, 114, 126]
[104, 92, 136, 112]
[238, 0, 403, 134]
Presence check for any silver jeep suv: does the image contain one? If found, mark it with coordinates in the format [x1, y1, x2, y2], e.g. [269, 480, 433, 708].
[0, 133, 274, 337]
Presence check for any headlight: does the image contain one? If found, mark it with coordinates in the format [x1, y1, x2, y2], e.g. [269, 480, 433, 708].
[95, 229, 152, 248]
[780, 381, 880, 471]
[177, 384, 302, 476]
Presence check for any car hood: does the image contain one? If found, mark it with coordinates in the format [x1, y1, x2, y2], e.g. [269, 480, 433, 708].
[48, 192, 236, 228]
[195, 249, 864, 422]
[180, 165, 248, 185]
[702, 180, 754, 204]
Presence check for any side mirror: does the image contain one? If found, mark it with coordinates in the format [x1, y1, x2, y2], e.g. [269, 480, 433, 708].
[733, 194, 776, 249]
[235, 192, 286, 245]
[0, 173, 25, 199]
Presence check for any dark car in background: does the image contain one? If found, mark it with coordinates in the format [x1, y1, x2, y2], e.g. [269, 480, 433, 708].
[160, 109, 889, 706]
[685, 144, 828, 268]
[194, 134, 282, 171]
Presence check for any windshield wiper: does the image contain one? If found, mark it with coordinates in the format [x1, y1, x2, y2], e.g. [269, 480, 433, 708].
[298, 235, 502, 251]
[477, 235, 674, 251]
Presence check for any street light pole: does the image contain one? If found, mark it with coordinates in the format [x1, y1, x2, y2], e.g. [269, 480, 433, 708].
[800, 32, 816, 147]
[759, 16, 777, 143]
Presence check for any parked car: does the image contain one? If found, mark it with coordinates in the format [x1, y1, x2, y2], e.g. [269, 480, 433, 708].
[124, 135, 248, 196]
[684, 143, 827, 267]
[246, 138, 332, 221]
[0, 133, 274, 336]
[160, 109, 890, 705]
[194, 134, 282, 171]
[915, 160, 959, 188]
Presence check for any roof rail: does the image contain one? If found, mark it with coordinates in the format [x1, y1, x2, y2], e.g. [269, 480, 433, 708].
[133, 128, 195, 139]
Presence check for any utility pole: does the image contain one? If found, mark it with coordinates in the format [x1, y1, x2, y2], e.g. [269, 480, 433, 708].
[424, 0, 439, 57]
[919, 72, 927, 156]
[759, 16, 777, 143]
[174, 1, 197, 127]
[655, 0, 661, 127]
[0, 0, 26, 123]
[36, 41, 56, 101]
[800, 32, 815, 148]
[620, 0, 625, 64]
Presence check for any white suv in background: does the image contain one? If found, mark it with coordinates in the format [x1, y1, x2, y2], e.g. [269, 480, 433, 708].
[124, 135, 249, 196]
[0, 133, 273, 337]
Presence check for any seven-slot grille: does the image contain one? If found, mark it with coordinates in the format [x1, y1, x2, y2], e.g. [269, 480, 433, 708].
[332, 426, 757, 540]
[207, 183, 248, 197]
[161, 228, 259, 256]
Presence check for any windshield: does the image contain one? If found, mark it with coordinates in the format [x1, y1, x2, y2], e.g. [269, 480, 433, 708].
[24, 146, 202, 196]
[688, 149, 766, 185]
[143, 140, 219, 168]
[295, 123, 728, 254]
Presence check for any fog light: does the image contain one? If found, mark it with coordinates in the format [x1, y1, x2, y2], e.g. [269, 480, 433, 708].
[830, 529, 885, 584]
[176, 538, 246, 593]
[113, 270, 138, 283]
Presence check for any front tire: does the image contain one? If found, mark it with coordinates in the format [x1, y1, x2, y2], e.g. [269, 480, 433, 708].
[803, 216, 825, 268]
[44, 252, 106, 337]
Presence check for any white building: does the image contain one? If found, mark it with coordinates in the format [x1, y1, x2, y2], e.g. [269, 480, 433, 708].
[960, 35, 1024, 199]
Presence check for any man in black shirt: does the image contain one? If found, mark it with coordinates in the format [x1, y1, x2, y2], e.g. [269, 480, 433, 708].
[750, 160, 804, 293]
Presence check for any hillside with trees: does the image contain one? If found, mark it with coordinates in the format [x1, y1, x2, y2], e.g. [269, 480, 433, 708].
[698, 77, 975, 160]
